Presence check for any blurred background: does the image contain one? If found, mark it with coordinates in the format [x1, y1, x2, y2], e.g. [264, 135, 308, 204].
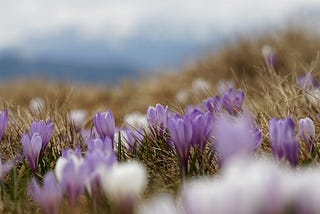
[0, 0, 319, 84]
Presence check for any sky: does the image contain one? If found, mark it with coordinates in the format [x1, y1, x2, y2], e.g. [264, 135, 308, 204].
[1, 0, 320, 49]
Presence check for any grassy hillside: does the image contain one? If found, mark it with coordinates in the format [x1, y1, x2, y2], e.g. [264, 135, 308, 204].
[0, 28, 320, 213]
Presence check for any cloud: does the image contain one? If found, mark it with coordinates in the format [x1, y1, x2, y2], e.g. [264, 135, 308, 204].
[0, 0, 319, 48]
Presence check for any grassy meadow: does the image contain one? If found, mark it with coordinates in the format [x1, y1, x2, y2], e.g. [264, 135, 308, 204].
[0, 29, 320, 213]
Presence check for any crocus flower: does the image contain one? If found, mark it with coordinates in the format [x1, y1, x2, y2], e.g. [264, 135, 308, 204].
[30, 120, 54, 153]
[55, 151, 87, 203]
[213, 115, 260, 164]
[203, 96, 222, 113]
[94, 111, 115, 143]
[84, 137, 117, 198]
[167, 115, 193, 175]
[0, 109, 8, 140]
[147, 104, 168, 136]
[186, 110, 214, 152]
[123, 112, 148, 129]
[22, 133, 42, 171]
[68, 110, 87, 131]
[182, 158, 284, 214]
[99, 161, 147, 213]
[216, 80, 235, 94]
[29, 98, 45, 114]
[299, 117, 316, 154]
[222, 88, 245, 115]
[85, 137, 117, 170]
[297, 72, 317, 90]
[122, 127, 145, 152]
[262, 44, 276, 68]
[191, 78, 211, 95]
[29, 171, 62, 214]
[0, 158, 13, 180]
[269, 118, 299, 166]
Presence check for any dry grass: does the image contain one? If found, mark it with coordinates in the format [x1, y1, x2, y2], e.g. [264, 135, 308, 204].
[0, 28, 320, 212]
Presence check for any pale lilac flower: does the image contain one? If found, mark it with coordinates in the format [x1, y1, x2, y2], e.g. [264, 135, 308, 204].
[203, 96, 222, 113]
[167, 115, 193, 175]
[299, 117, 315, 153]
[0, 158, 13, 180]
[61, 147, 82, 159]
[269, 118, 299, 166]
[213, 115, 260, 164]
[186, 110, 214, 152]
[297, 72, 317, 90]
[222, 88, 245, 115]
[55, 151, 87, 203]
[0, 109, 8, 140]
[147, 104, 168, 136]
[262, 45, 276, 68]
[22, 133, 42, 171]
[122, 127, 145, 152]
[30, 120, 54, 153]
[85, 137, 117, 198]
[85, 137, 117, 170]
[94, 111, 115, 142]
[29, 171, 62, 214]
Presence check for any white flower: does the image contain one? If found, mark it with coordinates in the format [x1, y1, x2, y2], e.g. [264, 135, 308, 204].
[123, 112, 147, 129]
[175, 90, 189, 103]
[29, 98, 45, 113]
[191, 78, 211, 94]
[138, 193, 179, 214]
[55, 154, 84, 182]
[99, 160, 147, 202]
[306, 89, 320, 105]
[68, 110, 87, 130]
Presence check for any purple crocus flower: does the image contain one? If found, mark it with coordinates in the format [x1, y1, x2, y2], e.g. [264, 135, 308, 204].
[55, 154, 87, 203]
[0, 158, 13, 180]
[297, 73, 317, 90]
[167, 115, 193, 175]
[30, 120, 54, 153]
[186, 110, 214, 152]
[299, 117, 315, 154]
[147, 104, 168, 136]
[84, 138, 117, 198]
[213, 115, 260, 164]
[94, 111, 115, 143]
[203, 96, 222, 113]
[269, 118, 299, 167]
[122, 127, 144, 152]
[262, 45, 277, 68]
[85, 137, 117, 169]
[22, 133, 42, 171]
[29, 171, 62, 214]
[87, 137, 113, 152]
[222, 88, 245, 115]
[0, 109, 8, 140]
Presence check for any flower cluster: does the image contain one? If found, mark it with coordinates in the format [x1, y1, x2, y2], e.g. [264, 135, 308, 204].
[139, 157, 320, 214]
[22, 120, 54, 172]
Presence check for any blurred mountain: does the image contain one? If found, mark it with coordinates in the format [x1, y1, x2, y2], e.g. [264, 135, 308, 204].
[0, 32, 220, 83]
